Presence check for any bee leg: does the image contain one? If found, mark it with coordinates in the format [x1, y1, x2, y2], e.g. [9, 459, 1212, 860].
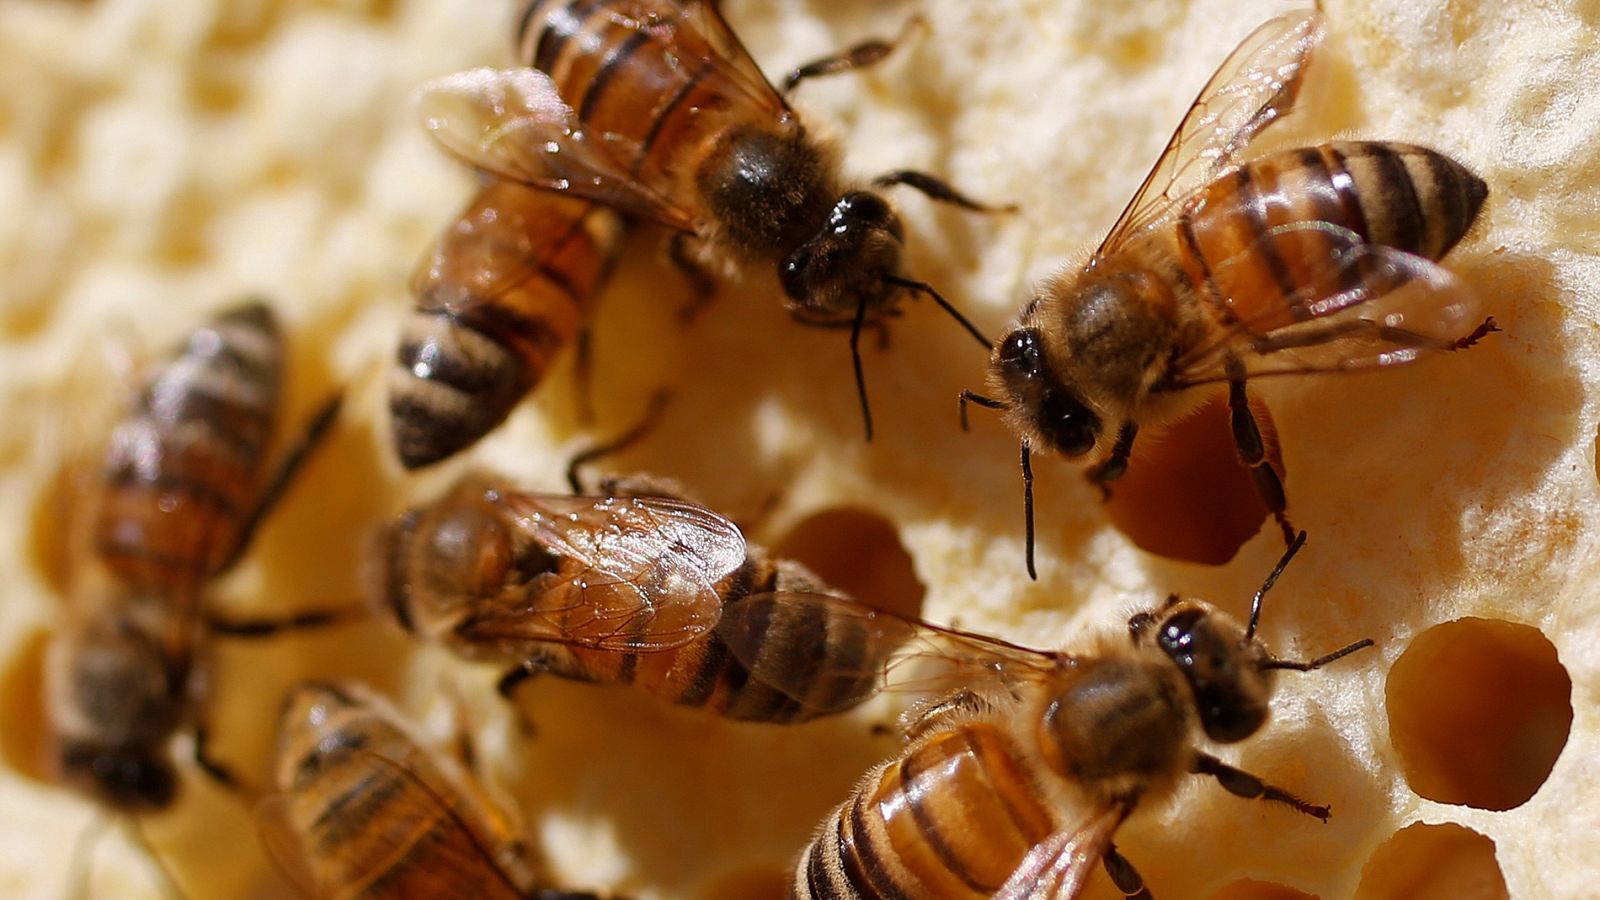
[496, 664, 543, 737]
[1450, 315, 1500, 350]
[216, 392, 344, 573]
[191, 723, 241, 791]
[789, 308, 894, 349]
[873, 169, 1018, 214]
[1193, 752, 1331, 822]
[1227, 376, 1297, 545]
[205, 605, 366, 638]
[1102, 843, 1154, 899]
[780, 14, 927, 94]
[667, 232, 717, 321]
[899, 687, 990, 742]
[563, 390, 671, 494]
[1085, 422, 1139, 498]
[957, 390, 1005, 432]
[573, 324, 596, 424]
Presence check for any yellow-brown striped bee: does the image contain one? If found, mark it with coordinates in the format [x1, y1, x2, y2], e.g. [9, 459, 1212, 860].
[418, 0, 999, 439]
[45, 301, 340, 813]
[960, 11, 1494, 576]
[390, 181, 624, 469]
[788, 533, 1373, 898]
[375, 474, 904, 723]
[259, 681, 605, 899]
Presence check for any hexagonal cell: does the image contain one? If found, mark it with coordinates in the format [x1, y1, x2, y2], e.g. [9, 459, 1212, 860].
[1385, 617, 1571, 810]
[771, 506, 926, 620]
[1355, 822, 1508, 900]
[1102, 394, 1275, 566]
[1207, 879, 1319, 900]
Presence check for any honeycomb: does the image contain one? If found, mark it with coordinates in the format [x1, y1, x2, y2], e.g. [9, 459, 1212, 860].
[0, 0, 1594, 897]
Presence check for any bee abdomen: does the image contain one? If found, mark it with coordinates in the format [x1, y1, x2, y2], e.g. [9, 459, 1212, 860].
[793, 725, 1056, 898]
[93, 302, 283, 586]
[388, 307, 536, 469]
[1325, 141, 1487, 260]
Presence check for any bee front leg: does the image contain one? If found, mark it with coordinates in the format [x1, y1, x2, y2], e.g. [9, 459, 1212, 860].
[1102, 843, 1154, 900]
[1085, 422, 1139, 499]
[1193, 752, 1331, 822]
[191, 723, 241, 791]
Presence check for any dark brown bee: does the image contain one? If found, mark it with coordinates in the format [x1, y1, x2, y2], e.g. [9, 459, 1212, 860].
[260, 681, 605, 900]
[787, 533, 1373, 898]
[418, 0, 1000, 439]
[44, 301, 341, 813]
[374, 473, 906, 724]
[390, 180, 623, 469]
[959, 11, 1494, 576]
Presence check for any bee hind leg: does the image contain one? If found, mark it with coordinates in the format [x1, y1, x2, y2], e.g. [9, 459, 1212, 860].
[1227, 375, 1297, 545]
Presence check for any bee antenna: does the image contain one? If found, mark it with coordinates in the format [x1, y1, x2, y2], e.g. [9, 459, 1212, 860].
[1245, 529, 1307, 641]
[885, 275, 992, 350]
[1021, 440, 1037, 581]
[565, 390, 671, 493]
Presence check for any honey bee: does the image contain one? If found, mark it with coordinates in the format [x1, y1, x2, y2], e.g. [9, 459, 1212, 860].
[784, 532, 1374, 898]
[959, 10, 1495, 577]
[390, 180, 624, 469]
[375, 473, 905, 724]
[417, 0, 1000, 439]
[44, 301, 342, 813]
[260, 680, 605, 899]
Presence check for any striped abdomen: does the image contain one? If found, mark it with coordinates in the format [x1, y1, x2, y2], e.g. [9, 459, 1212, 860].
[390, 182, 621, 468]
[514, 0, 780, 190]
[93, 302, 281, 590]
[269, 682, 530, 899]
[536, 560, 889, 723]
[1176, 141, 1487, 331]
[795, 723, 1056, 898]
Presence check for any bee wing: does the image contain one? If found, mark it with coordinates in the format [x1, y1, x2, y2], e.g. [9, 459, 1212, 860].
[410, 180, 614, 315]
[459, 492, 746, 652]
[1097, 10, 1323, 257]
[994, 806, 1122, 900]
[256, 752, 526, 899]
[1162, 227, 1484, 387]
[714, 592, 1070, 716]
[661, 0, 792, 115]
[418, 66, 701, 232]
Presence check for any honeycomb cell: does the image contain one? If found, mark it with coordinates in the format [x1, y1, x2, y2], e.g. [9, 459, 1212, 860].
[1354, 822, 1508, 900]
[771, 506, 926, 620]
[1207, 880, 1319, 900]
[1102, 394, 1274, 566]
[1385, 618, 1571, 810]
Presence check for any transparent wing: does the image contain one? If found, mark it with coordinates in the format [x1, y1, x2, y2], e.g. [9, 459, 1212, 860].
[994, 807, 1122, 900]
[410, 180, 615, 316]
[714, 593, 1071, 716]
[636, 0, 790, 116]
[418, 67, 700, 231]
[459, 491, 746, 652]
[1163, 226, 1484, 388]
[257, 752, 524, 900]
[1098, 10, 1324, 257]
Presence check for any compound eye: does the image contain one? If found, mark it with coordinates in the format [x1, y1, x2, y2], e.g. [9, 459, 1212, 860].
[837, 191, 893, 225]
[780, 248, 812, 302]
[997, 328, 1041, 377]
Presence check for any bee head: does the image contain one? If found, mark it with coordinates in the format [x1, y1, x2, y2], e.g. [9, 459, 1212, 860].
[991, 325, 1102, 457]
[780, 191, 905, 318]
[1131, 597, 1274, 744]
[58, 741, 177, 810]
[374, 481, 545, 638]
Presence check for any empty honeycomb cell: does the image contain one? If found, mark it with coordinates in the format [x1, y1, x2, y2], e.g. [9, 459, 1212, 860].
[771, 507, 926, 620]
[1206, 879, 1319, 900]
[1354, 822, 1509, 900]
[1102, 394, 1274, 565]
[0, 628, 53, 785]
[1385, 618, 1571, 810]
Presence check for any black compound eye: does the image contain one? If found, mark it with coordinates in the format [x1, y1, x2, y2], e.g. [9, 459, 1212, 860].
[834, 191, 893, 227]
[998, 329, 1041, 377]
[779, 249, 812, 301]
